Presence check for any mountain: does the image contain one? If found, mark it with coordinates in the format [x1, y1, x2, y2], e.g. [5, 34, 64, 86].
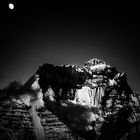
[0, 58, 140, 140]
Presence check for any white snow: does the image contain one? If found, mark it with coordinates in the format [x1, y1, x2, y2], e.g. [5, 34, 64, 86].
[29, 104, 45, 140]
[108, 79, 117, 86]
[71, 86, 104, 107]
[90, 64, 107, 71]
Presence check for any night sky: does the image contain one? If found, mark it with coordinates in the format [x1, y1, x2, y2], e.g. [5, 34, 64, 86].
[0, 1, 140, 93]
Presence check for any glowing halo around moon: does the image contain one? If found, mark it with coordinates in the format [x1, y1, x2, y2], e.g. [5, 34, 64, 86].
[8, 3, 14, 10]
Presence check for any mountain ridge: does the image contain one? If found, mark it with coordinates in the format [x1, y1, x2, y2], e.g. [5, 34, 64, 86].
[0, 58, 140, 140]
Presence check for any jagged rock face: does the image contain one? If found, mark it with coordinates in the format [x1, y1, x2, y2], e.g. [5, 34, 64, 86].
[35, 63, 92, 101]
[35, 58, 140, 140]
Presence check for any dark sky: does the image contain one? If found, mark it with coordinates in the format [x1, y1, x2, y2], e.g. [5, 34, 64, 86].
[0, 1, 140, 93]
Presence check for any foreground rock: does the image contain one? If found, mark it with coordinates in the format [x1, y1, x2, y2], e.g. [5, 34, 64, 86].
[0, 101, 83, 140]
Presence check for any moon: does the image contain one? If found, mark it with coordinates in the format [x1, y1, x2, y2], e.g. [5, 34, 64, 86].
[9, 3, 14, 10]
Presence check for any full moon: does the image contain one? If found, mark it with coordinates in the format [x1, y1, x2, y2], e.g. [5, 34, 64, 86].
[9, 3, 14, 10]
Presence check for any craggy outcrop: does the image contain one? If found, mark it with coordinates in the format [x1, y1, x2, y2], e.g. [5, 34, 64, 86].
[36, 58, 140, 140]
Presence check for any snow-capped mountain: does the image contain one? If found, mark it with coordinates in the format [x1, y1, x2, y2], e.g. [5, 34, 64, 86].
[0, 58, 140, 140]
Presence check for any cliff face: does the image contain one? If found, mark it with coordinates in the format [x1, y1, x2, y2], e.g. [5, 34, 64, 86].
[0, 58, 140, 140]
